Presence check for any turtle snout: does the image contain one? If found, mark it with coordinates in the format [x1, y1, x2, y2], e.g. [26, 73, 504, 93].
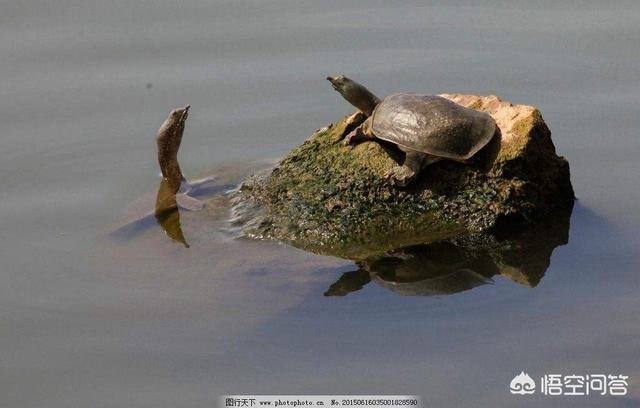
[327, 76, 341, 87]
[178, 105, 190, 122]
[326, 76, 341, 91]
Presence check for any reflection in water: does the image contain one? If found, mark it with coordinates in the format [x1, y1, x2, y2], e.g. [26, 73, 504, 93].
[154, 178, 189, 247]
[108, 176, 227, 242]
[325, 204, 573, 296]
[152, 176, 228, 247]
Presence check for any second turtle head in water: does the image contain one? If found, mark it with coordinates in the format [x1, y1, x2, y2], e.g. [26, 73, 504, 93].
[154, 104, 219, 209]
[326, 75, 497, 187]
[157, 105, 190, 185]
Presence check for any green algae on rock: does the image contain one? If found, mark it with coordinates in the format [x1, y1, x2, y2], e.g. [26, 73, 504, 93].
[232, 94, 574, 260]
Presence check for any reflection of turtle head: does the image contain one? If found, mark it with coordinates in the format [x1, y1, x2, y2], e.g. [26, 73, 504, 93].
[157, 105, 190, 185]
[154, 178, 189, 248]
[326, 75, 381, 116]
[324, 268, 371, 296]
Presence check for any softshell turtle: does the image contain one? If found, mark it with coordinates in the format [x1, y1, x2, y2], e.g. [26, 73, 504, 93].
[326, 75, 497, 186]
[110, 105, 222, 246]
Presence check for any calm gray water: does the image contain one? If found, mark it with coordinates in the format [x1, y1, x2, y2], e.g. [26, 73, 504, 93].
[1, 1, 639, 407]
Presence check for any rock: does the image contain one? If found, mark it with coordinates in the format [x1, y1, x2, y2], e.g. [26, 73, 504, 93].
[233, 94, 574, 260]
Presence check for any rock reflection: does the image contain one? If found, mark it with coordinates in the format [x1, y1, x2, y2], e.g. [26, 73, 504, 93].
[325, 205, 572, 296]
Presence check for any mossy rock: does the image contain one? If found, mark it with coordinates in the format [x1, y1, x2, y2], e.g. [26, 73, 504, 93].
[233, 94, 574, 260]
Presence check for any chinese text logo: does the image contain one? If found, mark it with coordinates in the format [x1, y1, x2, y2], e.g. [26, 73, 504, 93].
[510, 372, 629, 396]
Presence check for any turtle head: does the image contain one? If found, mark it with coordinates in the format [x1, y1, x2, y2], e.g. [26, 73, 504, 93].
[170, 105, 190, 126]
[326, 75, 351, 92]
[157, 105, 190, 183]
[326, 75, 380, 116]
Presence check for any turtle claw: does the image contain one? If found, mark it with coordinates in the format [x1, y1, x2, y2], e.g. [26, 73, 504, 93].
[336, 111, 367, 143]
[343, 130, 358, 147]
[384, 166, 415, 187]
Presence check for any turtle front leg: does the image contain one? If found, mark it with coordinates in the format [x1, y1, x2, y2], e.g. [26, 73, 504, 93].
[384, 151, 441, 187]
[337, 111, 367, 140]
[343, 116, 375, 146]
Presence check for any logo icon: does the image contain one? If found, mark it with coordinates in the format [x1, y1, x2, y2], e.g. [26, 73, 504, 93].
[510, 371, 536, 395]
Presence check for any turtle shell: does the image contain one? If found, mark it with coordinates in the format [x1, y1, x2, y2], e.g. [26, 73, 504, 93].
[371, 93, 496, 160]
[364, 242, 494, 296]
